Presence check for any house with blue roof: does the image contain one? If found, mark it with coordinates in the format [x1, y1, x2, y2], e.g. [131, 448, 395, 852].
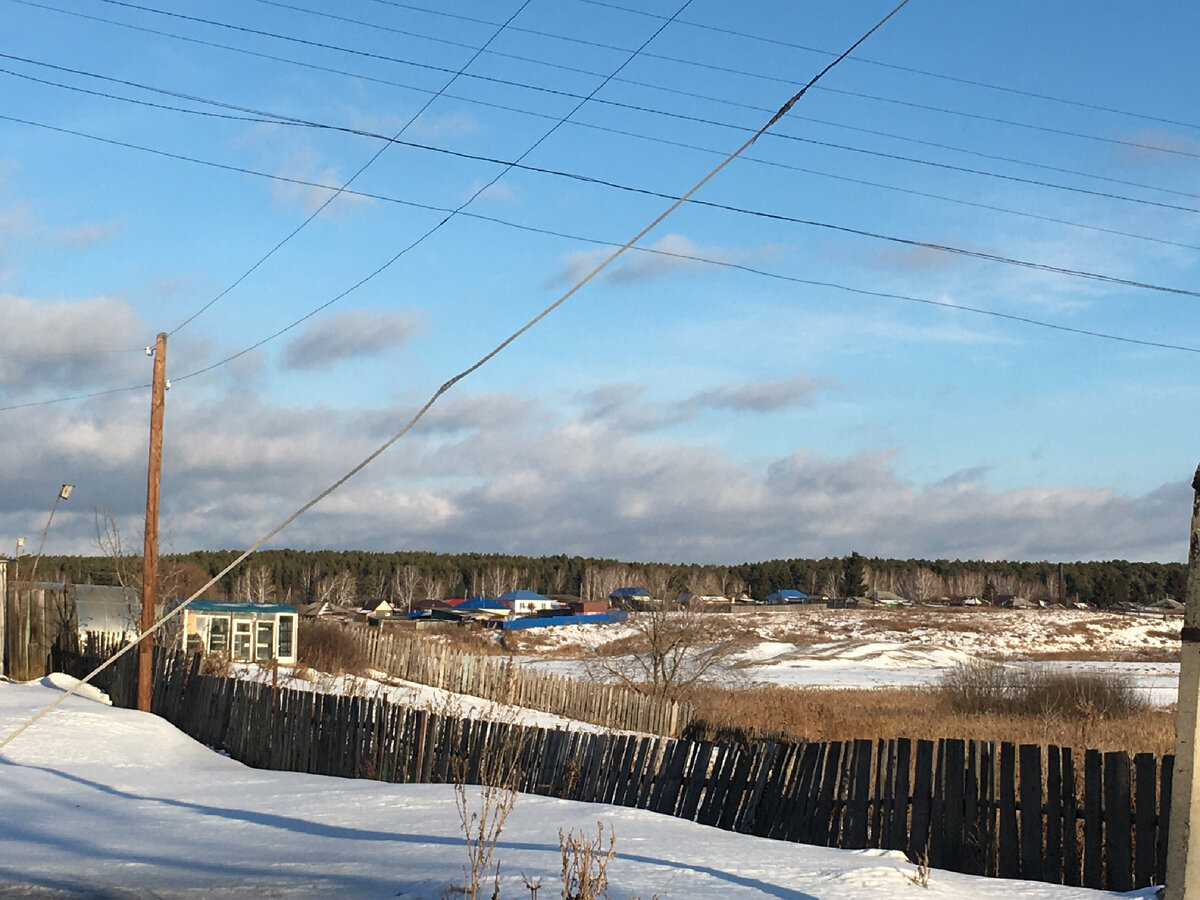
[609, 586, 651, 604]
[495, 589, 560, 615]
[764, 589, 810, 605]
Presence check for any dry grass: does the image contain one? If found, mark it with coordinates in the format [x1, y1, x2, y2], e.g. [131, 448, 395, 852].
[684, 681, 1174, 757]
[297, 620, 374, 676]
[938, 661, 1147, 719]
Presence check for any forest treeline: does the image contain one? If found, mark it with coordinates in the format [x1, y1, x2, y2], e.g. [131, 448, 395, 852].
[32, 548, 1186, 610]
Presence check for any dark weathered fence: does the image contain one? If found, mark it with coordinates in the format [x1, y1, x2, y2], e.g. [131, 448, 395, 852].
[345, 625, 693, 737]
[60, 648, 1171, 892]
[3, 580, 76, 681]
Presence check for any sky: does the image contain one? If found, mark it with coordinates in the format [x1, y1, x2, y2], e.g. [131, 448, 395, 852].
[0, 676, 1152, 898]
[2, 0, 1200, 565]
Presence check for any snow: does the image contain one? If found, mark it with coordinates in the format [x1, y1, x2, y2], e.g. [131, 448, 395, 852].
[0, 678, 1155, 899]
[514, 608, 1183, 703]
[230, 664, 627, 733]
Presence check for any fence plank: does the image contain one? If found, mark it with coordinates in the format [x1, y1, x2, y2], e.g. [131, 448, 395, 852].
[1082, 749, 1103, 888]
[1134, 752, 1157, 888]
[1103, 751, 1133, 892]
[908, 739, 935, 861]
[942, 739, 966, 872]
[1045, 745, 1062, 885]
[1018, 744, 1044, 882]
[844, 739, 873, 849]
[1061, 747, 1079, 887]
[997, 742, 1019, 879]
[1158, 755, 1173, 886]
[890, 738, 912, 853]
[808, 742, 843, 848]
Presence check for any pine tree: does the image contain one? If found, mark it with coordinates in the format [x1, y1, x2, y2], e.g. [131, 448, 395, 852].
[840, 552, 868, 598]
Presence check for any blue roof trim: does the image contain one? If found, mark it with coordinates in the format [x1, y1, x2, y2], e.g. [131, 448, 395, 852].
[765, 589, 809, 601]
[497, 610, 628, 630]
[181, 600, 297, 614]
[610, 586, 649, 598]
[495, 589, 550, 601]
[457, 596, 509, 610]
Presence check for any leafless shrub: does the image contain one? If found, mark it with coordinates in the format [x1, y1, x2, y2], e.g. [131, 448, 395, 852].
[297, 620, 373, 676]
[198, 652, 233, 678]
[908, 850, 931, 887]
[451, 716, 528, 899]
[937, 661, 1147, 719]
[559, 823, 617, 900]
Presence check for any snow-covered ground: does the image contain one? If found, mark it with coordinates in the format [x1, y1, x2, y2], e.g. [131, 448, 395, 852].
[0, 677, 1157, 899]
[511, 608, 1183, 704]
[232, 664, 625, 733]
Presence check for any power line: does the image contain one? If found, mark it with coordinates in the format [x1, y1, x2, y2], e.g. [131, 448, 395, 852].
[238, 0, 1200, 188]
[48, 0, 1200, 164]
[0, 382, 150, 413]
[11, 59, 1200, 256]
[6, 134, 1199, 411]
[167, 0, 540, 336]
[13, 0, 1197, 210]
[172, 0, 698, 381]
[577, 0, 1200, 134]
[7, 105, 1200, 305]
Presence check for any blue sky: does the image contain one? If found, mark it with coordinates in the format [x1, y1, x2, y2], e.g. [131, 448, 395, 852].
[2, 0, 1198, 564]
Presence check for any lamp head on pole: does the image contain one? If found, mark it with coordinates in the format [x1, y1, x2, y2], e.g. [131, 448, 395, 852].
[58, 484, 74, 501]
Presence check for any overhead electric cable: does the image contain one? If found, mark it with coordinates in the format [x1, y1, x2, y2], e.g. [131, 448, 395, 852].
[0, 0, 912, 750]
[0, 382, 151, 413]
[171, 0, 699, 380]
[223, 0, 1200, 190]
[167, 0, 540, 336]
[7, 193, 1198, 415]
[13, 0, 1198, 206]
[9, 66, 1199, 257]
[42, 0, 1200, 163]
[7, 109, 1200, 304]
[578, 0, 1200, 133]
[11, 41, 1198, 211]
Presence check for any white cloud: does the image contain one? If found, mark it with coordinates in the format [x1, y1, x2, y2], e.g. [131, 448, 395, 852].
[0, 383, 1187, 566]
[692, 375, 831, 412]
[54, 220, 121, 248]
[0, 293, 147, 392]
[1113, 129, 1200, 165]
[554, 234, 752, 286]
[269, 148, 373, 218]
[577, 376, 832, 430]
[282, 309, 419, 370]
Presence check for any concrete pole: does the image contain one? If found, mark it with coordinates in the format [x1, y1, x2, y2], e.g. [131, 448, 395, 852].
[1165, 462, 1200, 899]
[138, 333, 167, 713]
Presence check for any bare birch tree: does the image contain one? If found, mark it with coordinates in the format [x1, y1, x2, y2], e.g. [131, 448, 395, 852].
[389, 564, 422, 613]
[592, 601, 736, 700]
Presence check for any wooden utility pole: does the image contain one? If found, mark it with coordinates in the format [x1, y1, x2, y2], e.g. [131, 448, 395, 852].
[1166, 462, 1200, 900]
[138, 332, 167, 713]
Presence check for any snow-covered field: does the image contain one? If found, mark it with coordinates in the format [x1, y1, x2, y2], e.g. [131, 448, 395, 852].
[0, 677, 1158, 899]
[508, 607, 1183, 704]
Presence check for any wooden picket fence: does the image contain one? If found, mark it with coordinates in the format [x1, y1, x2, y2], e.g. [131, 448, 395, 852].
[59, 647, 1172, 892]
[344, 625, 692, 737]
[3, 581, 76, 681]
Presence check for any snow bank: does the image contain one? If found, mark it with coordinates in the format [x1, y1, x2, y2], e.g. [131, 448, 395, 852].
[0, 680, 1150, 899]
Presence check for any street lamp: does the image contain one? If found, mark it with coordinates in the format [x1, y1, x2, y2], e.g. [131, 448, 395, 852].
[28, 483, 75, 581]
